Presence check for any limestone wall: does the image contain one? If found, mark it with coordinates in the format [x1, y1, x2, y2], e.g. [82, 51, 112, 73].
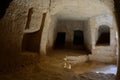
[55, 20, 85, 47]
[89, 14, 118, 63]
[0, 0, 118, 64]
[40, 0, 114, 54]
[84, 19, 92, 51]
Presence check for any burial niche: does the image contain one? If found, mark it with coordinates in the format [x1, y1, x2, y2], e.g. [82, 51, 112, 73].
[96, 25, 110, 46]
[54, 32, 66, 48]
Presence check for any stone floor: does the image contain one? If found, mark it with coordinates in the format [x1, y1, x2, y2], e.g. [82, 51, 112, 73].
[0, 49, 117, 80]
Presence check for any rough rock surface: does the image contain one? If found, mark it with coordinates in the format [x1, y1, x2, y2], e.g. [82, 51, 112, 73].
[79, 72, 115, 80]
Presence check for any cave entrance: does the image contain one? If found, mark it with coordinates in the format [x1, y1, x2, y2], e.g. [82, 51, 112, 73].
[96, 25, 110, 46]
[54, 32, 66, 48]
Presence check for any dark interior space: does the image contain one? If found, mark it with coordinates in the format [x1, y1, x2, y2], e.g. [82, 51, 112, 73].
[73, 30, 86, 50]
[73, 30, 84, 45]
[0, 0, 13, 19]
[96, 25, 110, 46]
[22, 32, 41, 53]
[54, 32, 66, 48]
[96, 32, 110, 45]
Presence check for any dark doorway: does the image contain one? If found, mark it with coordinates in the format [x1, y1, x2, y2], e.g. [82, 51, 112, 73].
[54, 32, 66, 48]
[73, 30, 84, 45]
[96, 25, 110, 46]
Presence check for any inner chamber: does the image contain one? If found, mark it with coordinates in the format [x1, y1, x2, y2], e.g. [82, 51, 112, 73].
[53, 19, 90, 55]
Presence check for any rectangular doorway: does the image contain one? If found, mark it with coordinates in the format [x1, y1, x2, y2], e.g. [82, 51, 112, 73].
[54, 32, 66, 48]
[73, 30, 84, 45]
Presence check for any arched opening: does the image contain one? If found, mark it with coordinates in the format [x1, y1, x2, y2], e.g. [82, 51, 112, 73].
[96, 25, 110, 46]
